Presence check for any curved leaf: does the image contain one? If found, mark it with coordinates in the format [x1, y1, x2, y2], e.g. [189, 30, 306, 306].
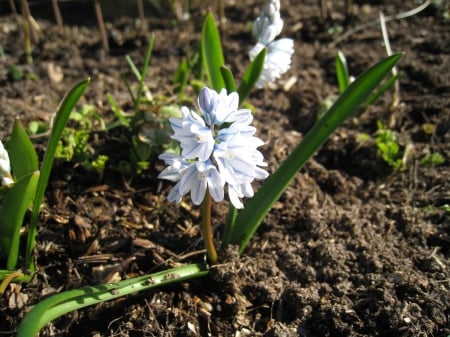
[17, 263, 208, 337]
[25, 78, 90, 270]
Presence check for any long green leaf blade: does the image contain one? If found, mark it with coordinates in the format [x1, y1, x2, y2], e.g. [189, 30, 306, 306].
[230, 53, 403, 253]
[25, 78, 90, 270]
[0, 171, 39, 269]
[201, 12, 225, 91]
[17, 263, 208, 337]
[8, 119, 38, 180]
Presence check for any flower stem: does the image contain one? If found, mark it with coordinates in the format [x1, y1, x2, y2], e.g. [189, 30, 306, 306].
[201, 190, 218, 264]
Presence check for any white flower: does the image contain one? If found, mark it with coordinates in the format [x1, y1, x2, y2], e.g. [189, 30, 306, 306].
[250, 38, 294, 88]
[215, 124, 268, 186]
[252, 13, 283, 45]
[198, 87, 251, 125]
[228, 182, 255, 209]
[0, 140, 13, 186]
[250, 0, 294, 88]
[159, 87, 268, 209]
[169, 106, 214, 161]
[158, 154, 225, 205]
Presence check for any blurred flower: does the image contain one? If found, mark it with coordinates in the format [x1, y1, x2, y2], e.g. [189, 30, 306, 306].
[252, 0, 283, 45]
[159, 88, 268, 208]
[0, 140, 13, 186]
[250, 0, 294, 88]
[250, 38, 294, 88]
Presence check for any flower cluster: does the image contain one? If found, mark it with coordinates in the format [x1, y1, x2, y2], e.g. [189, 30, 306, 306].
[158, 87, 268, 209]
[249, 0, 294, 88]
[0, 140, 13, 186]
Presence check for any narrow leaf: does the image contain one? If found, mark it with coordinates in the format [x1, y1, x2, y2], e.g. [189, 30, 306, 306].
[336, 50, 351, 94]
[0, 171, 39, 269]
[173, 58, 189, 96]
[201, 12, 225, 91]
[364, 73, 399, 108]
[25, 78, 90, 270]
[135, 35, 155, 112]
[230, 54, 403, 253]
[238, 47, 266, 103]
[8, 119, 38, 180]
[220, 65, 236, 92]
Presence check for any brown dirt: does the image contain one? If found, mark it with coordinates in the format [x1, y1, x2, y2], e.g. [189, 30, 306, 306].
[0, 0, 449, 336]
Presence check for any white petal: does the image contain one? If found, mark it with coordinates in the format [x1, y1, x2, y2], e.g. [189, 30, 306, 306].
[228, 185, 244, 209]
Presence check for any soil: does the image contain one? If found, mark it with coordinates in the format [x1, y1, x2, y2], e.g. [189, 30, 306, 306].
[0, 0, 449, 336]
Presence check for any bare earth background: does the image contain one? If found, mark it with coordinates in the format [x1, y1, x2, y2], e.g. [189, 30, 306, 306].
[0, 0, 449, 336]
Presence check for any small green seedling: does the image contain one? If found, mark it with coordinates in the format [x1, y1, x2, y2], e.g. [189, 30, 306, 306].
[54, 104, 108, 177]
[375, 120, 405, 170]
[421, 152, 445, 167]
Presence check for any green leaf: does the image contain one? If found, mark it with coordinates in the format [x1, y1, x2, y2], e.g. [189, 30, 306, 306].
[135, 35, 155, 112]
[173, 57, 189, 97]
[229, 53, 403, 253]
[220, 65, 236, 92]
[363, 73, 399, 109]
[201, 12, 225, 91]
[25, 78, 90, 270]
[0, 171, 39, 269]
[17, 263, 208, 337]
[106, 94, 130, 129]
[421, 152, 445, 167]
[238, 47, 266, 103]
[335, 50, 351, 94]
[8, 119, 38, 180]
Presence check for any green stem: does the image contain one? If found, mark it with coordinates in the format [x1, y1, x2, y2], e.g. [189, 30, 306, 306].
[201, 190, 218, 264]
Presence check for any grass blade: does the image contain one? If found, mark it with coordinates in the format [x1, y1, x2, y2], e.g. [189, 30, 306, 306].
[25, 78, 90, 270]
[230, 53, 403, 253]
[135, 35, 155, 112]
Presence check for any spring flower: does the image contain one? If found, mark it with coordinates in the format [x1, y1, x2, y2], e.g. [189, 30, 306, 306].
[159, 87, 268, 209]
[250, 0, 294, 88]
[250, 38, 294, 88]
[169, 106, 214, 161]
[0, 140, 13, 186]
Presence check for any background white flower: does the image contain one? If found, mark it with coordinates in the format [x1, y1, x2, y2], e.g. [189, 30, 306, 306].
[250, 0, 294, 88]
[0, 140, 13, 186]
[250, 38, 295, 88]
